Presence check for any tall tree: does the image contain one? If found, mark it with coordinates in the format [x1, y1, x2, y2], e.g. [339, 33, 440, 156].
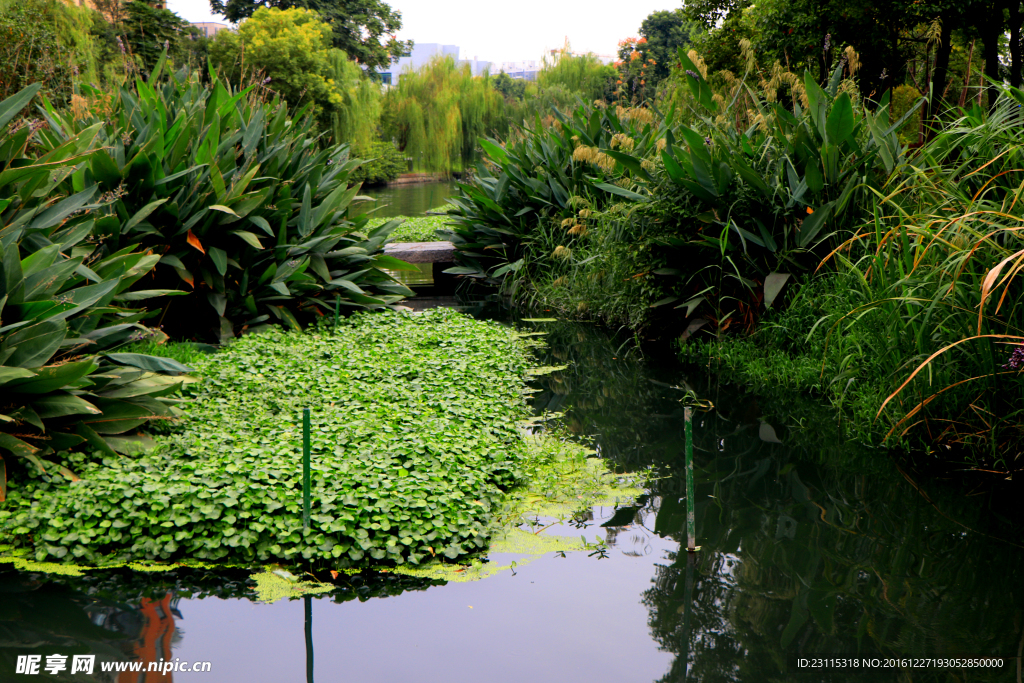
[210, 7, 342, 113]
[209, 0, 411, 70]
[639, 9, 696, 84]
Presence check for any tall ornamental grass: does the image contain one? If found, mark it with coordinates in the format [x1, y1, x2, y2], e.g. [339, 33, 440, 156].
[822, 94, 1024, 462]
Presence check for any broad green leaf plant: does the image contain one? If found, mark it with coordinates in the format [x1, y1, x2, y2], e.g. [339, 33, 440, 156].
[34, 56, 415, 341]
[0, 84, 191, 500]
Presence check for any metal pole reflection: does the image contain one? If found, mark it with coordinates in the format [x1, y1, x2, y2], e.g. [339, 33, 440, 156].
[305, 595, 314, 683]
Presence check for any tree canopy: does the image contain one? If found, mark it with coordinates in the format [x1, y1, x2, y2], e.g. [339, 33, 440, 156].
[639, 10, 696, 84]
[678, 0, 1021, 111]
[208, 0, 411, 70]
[210, 7, 343, 113]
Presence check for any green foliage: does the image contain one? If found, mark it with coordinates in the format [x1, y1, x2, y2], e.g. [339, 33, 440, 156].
[209, 0, 412, 71]
[645, 55, 914, 328]
[530, 212, 667, 328]
[450, 56, 917, 330]
[683, 84, 1024, 461]
[35, 66, 413, 341]
[638, 10, 696, 85]
[444, 103, 665, 291]
[890, 83, 923, 143]
[0, 309, 536, 565]
[382, 55, 508, 175]
[328, 50, 382, 153]
[349, 139, 405, 185]
[536, 50, 617, 103]
[0, 85, 189, 500]
[121, 1, 191, 76]
[119, 340, 211, 368]
[0, 0, 87, 103]
[209, 7, 343, 116]
[369, 215, 449, 243]
[492, 72, 527, 102]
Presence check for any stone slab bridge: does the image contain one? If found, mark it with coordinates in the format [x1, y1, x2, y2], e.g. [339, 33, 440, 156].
[383, 241, 456, 265]
[382, 241, 459, 291]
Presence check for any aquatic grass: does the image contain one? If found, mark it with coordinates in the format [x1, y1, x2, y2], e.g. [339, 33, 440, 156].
[0, 309, 538, 566]
[370, 214, 451, 243]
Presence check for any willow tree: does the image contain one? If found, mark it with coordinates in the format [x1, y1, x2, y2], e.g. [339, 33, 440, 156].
[328, 50, 382, 153]
[382, 55, 506, 175]
[536, 49, 616, 103]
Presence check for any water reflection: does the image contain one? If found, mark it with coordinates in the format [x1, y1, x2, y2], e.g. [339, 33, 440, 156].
[357, 181, 457, 217]
[2, 318, 1022, 682]
[526, 320, 1024, 681]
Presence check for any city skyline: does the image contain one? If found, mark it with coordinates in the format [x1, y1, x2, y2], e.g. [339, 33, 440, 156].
[167, 0, 679, 65]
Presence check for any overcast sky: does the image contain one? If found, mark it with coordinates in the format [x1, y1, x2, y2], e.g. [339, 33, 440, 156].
[166, 0, 681, 64]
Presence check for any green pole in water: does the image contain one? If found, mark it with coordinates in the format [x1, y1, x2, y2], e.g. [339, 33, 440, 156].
[334, 294, 340, 329]
[303, 408, 311, 530]
[684, 406, 697, 552]
[304, 595, 314, 683]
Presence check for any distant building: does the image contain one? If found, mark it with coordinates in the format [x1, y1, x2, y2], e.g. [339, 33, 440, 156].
[378, 43, 491, 85]
[459, 55, 492, 78]
[191, 22, 231, 38]
[496, 60, 541, 82]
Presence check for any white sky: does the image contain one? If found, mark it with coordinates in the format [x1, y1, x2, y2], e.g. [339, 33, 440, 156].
[166, 0, 681, 64]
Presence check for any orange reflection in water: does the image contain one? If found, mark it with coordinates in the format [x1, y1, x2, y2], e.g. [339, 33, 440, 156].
[118, 593, 176, 683]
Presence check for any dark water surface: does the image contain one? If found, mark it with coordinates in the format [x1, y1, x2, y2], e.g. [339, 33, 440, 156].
[3, 317, 1023, 681]
[357, 181, 457, 218]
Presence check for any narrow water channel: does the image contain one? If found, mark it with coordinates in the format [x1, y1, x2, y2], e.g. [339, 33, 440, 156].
[358, 180, 457, 217]
[2, 314, 1021, 682]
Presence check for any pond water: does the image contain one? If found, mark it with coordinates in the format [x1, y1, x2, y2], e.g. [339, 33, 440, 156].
[357, 181, 458, 217]
[3, 314, 1022, 682]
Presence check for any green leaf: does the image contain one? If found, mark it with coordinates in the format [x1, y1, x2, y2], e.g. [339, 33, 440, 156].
[209, 204, 238, 217]
[209, 246, 228, 276]
[105, 353, 193, 375]
[825, 93, 855, 144]
[4, 359, 97, 394]
[33, 393, 102, 418]
[764, 272, 791, 308]
[593, 183, 647, 202]
[0, 84, 41, 132]
[114, 289, 189, 301]
[372, 254, 420, 272]
[249, 215, 274, 236]
[124, 198, 169, 233]
[797, 203, 834, 248]
[230, 230, 264, 249]
[2, 319, 66, 368]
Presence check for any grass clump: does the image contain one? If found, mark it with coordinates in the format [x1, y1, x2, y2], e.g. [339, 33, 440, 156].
[118, 340, 212, 369]
[680, 274, 911, 447]
[0, 309, 535, 567]
[372, 215, 451, 243]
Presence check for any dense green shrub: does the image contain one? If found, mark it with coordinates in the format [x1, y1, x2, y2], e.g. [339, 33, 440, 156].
[679, 84, 1024, 461]
[443, 102, 666, 293]
[0, 85, 190, 499]
[0, 309, 534, 565]
[0, 1, 77, 103]
[350, 139, 406, 185]
[36, 64, 416, 341]
[451, 50, 920, 332]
